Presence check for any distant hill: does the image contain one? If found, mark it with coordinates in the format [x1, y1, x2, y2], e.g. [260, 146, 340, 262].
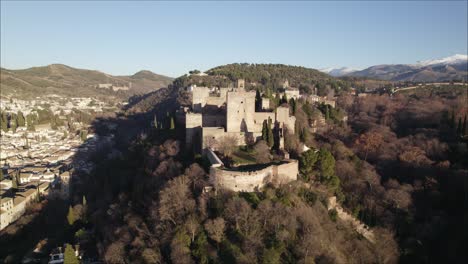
[327, 54, 468, 82]
[0, 64, 173, 98]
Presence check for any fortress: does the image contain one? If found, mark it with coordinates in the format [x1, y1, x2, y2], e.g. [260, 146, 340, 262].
[185, 79, 296, 152]
[184, 79, 299, 192]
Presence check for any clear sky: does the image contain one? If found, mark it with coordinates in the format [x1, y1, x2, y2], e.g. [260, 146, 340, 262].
[1, 1, 467, 77]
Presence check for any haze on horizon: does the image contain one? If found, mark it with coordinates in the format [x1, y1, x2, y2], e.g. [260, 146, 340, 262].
[1, 0, 467, 77]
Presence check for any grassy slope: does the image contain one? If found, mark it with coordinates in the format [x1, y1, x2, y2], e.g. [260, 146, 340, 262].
[0, 64, 173, 99]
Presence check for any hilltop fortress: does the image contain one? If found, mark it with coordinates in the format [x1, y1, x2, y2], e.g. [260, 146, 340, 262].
[185, 79, 296, 152]
[183, 79, 299, 192]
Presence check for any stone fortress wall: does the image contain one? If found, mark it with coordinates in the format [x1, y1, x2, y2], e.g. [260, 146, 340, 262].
[207, 149, 298, 192]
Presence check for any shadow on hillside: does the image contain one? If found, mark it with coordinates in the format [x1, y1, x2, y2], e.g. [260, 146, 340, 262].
[0, 86, 183, 262]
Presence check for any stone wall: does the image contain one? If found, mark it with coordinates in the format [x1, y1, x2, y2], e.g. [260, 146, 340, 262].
[210, 160, 298, 192]
[192, 87, 211, 112]
[186, 113, 203, 148]
[226, 91, 256, 133]
[276, 106, 296, 133]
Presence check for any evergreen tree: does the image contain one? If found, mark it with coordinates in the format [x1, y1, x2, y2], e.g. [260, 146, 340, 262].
[170, 116, 175, 130]
[267, 117, 274, 147]
[281, 94, 288, 104]
[463, 115, 467, 136]
[449, 110, 455, 128]
[325, 106, 330, 120]
[67, 206, 76, 226]
[262, 120, 268, 142]
[300, 127, 308, 143]
[64, 244, 79, 264]
[82, 195, 88, 223]
[153, 115, 158, 129]
[289, 98, 296, 115]
[17, 111, 25, 127]
[457, 117, 462, 136]
[274, 93, 280, 108]
[255, 90, 262, 111]
[1, 111, 8, 132]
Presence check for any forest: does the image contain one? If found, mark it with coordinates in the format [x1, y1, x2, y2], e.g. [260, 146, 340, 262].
[69, 84, 466, 263]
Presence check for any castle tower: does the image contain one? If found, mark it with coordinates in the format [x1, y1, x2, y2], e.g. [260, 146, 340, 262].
[236, 79, 245, 91]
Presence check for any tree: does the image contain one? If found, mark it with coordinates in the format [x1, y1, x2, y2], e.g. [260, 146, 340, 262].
[463, 115, 467, 136]
[281, 94, 288, 105]
[64, 244, 79, 264]
[153, 114, 158, 129]
[159, 176, 196, 225]
[218, 136, 238, 157]
[262, 120, 268, 142]
[170, 116, 175, 130]
[254, 140, 271, 163]
[354, 131, 384, 161]
[1, 111, 8, 132]
[255, 89, 262, 111]
[204, 217, 226, 244]
[456, 117, 462, 136]
[267, 117, 274, 147]
[17, 111, 25, 127]
[80, 130, 88, 141]
[192, 231, 209, 264]
[299, 149, 318, 181]
[67, 206, 76, 226]
[449, 110, 455, 128]
[317, 148, 336, 182]
[289, 98, 297, 115]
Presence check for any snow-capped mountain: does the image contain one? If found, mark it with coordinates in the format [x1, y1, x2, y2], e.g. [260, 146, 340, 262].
[324, 54, 467, 82]
[414, 54, 468, 67]
[320, 67, 361, 77]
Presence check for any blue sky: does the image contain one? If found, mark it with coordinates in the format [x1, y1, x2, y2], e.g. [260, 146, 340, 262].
[1, 1, 467, 77]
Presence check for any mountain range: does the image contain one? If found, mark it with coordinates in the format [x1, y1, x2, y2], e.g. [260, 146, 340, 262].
[0, 64, 173, 98]
[321, 54, 468, 82]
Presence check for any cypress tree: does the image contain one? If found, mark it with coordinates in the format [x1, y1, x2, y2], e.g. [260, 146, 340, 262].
[1, 111, 8, 132]
[463, 115, 467, 136]
[262, 120, 268, 142]
[153, 115, 158, 129]
[457, 117, 462, 136]
[267, 117, 274, 147]
[255, 90, 261, 111]
[67, 206, 76, 226]
[17, 111, 25, 127]
[449, 110, 455, 128]
[170, 117, 175, 130]
[289, 98, 296, 115]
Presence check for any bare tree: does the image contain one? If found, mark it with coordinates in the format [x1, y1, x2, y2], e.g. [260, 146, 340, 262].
[204, 217, 226, 244]
[159, 176, 196, 225]
[218, 135, 238, 157]
[254, 140, 271, 163]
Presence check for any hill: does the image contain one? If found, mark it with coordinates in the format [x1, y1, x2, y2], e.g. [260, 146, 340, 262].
[173, 63, 354, 95]
[0, 64, 173, 99]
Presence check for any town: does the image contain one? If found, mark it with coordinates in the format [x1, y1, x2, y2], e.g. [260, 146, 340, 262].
[0, 95, 119, 231]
